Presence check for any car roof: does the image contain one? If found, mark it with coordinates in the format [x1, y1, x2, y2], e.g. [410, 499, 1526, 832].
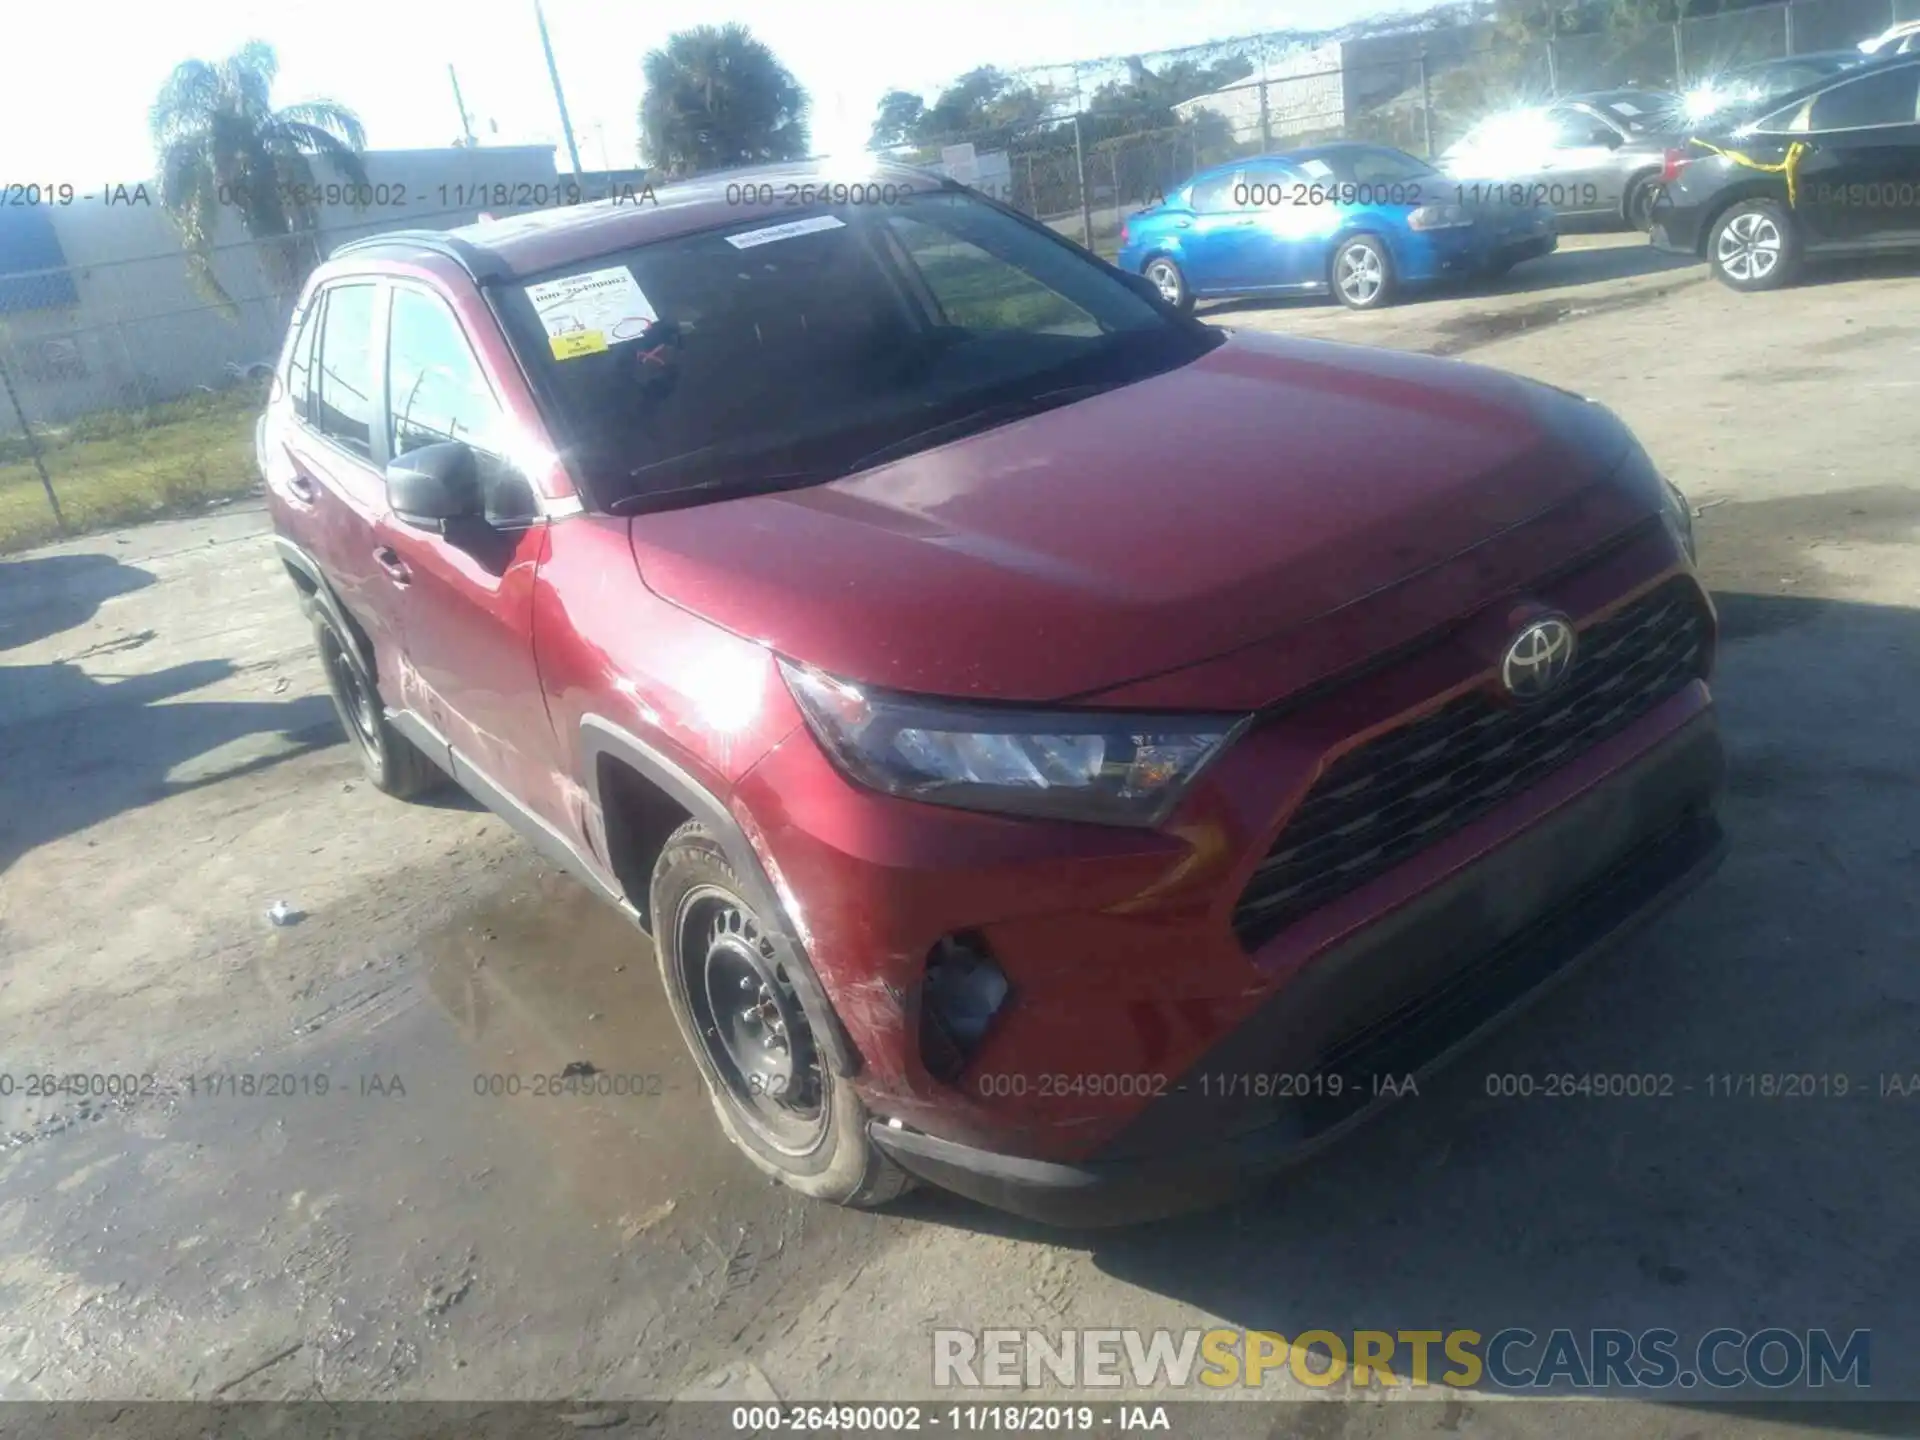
[1738, 49, 1920, 118]
[1192, 140, 1416, 176]
[1740, 48, 1860, 66]
[1568, 88, 1680, 106]
[327, 158, 951, 284]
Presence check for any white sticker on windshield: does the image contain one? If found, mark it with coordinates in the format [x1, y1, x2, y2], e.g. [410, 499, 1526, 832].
[523, 266, 659, 360]
[1612, 101, 1643, 115]
[1298, 158, 1334, 178]
[724, 214, 848, 249]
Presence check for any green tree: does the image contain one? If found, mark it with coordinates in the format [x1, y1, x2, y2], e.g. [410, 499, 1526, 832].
[906, 67, 1061, 149]
[639, 24, 810, 178]
[151, 41, 368, 314]
[868, 90, 927, 150]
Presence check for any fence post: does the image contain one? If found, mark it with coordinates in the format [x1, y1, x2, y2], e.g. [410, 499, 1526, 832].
[0, 354, 65, 536]
[1074, 114, 1093, 250]
[1109, 148, 1121, 243]
[1260, 76, 1272, 150]
[1419, 53, 1434, 159]
[1784, 0, 1794, 55]
[1546, 39, 1559, 96]
[1673, 21, 1686, 85]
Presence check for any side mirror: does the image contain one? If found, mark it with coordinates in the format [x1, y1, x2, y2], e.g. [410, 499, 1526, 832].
[1601, 130, 1625, 148]
[387, 441, 482, 528]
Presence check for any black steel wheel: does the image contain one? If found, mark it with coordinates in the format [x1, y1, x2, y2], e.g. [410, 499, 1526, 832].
[649, 821, 911, 1207]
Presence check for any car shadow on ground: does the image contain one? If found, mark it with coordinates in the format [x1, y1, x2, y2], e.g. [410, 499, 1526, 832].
[1198, 238, 1697, 322]
[0, 659, 341, 873]
[0, 550, 347, 870]
[886, 489, 1920, 1404]
[0, 552, 157, 653]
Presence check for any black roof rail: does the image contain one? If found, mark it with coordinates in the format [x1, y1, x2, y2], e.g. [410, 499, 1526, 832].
[327, 228, 510, 282]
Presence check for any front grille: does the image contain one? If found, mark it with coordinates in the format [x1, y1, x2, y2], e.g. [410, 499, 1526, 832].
[1232, 577, 1711, 949]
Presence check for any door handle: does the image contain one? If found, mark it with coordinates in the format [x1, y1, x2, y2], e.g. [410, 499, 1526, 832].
[287, 473, 317, 502]
[1173, 217, 1192, 228]
[373, 547, 411, 585]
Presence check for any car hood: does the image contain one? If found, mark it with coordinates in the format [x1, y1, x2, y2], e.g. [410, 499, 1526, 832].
[627, 330, 1651, 705]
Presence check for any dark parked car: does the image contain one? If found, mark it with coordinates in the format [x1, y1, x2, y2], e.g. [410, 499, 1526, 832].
[261, 160, 1723, 1225]
[1441, 90, 1684, 229]
[1680, 51, 1862, 128]
[1652, 54, 1920, 290]
[1116, 142, 1556, 310]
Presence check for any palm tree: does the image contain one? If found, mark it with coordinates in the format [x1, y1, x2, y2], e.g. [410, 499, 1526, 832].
[639, 24, 810, 178]
[152, 41, 369, 313]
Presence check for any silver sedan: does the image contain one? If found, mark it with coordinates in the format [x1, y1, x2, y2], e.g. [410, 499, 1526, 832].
[1439, 90, 1683, 230]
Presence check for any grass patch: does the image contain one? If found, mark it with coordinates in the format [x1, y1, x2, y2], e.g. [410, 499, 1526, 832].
[0, 386, 263, 554]
[914, 245, 1101, 333]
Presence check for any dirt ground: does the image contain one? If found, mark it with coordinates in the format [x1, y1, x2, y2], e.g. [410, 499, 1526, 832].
[1, 232, 1917, 1433]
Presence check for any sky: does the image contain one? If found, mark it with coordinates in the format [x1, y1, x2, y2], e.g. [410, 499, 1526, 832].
[0, 0, 1419, 182]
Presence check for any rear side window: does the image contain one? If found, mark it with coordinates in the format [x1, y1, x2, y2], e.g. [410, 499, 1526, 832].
[1189, 173, 1239, 213]
[1807, 66, 1920, 129]
[1547, 107, 1620, 147]
[312, 283, 378, 458]
[285, 297, 322, 423]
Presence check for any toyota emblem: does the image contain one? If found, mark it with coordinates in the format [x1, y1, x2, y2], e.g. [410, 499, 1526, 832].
[1501, 615, 1577, 699]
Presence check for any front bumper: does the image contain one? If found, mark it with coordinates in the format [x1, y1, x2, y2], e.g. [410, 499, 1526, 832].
[870, 709, 1724, 1226]
[1410, 218, 1557, 280]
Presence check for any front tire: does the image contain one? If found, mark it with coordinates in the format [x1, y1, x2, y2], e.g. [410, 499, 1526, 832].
[1142, 256, 1193, 313]
[310, 608, 441, 799]
[1708, 199, 1800, 292]
[1332, 234, 1396, 309]
[650, 821, 912, 1208]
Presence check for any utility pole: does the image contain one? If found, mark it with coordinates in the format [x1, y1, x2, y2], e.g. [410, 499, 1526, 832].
[448, 64, 476, 146]
[535, 0, 585, 177]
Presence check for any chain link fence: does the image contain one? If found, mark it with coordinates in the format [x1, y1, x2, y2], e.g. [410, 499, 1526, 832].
[0, 195, 569, 553]
[9, 0, 1920, 551]
[898, 0, 1920, 257]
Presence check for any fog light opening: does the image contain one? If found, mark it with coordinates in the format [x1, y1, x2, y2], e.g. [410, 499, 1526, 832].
[918, 932, 1009, 1085]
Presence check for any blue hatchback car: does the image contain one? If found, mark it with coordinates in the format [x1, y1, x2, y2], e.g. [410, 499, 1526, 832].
[1116, 142, 1558, 311]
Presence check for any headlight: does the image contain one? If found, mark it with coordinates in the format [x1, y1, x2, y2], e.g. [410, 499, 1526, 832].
[1408, 202, 1473, 230]
[1661, 475, 1696, 563]
[780, 660, 1248, 827]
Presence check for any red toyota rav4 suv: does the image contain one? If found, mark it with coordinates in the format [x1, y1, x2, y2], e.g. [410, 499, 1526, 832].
[260, 162, 1723, 1224]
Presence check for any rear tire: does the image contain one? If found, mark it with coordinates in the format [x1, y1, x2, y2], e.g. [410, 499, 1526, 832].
[310, 608, 441, 799]
[1707, 198, 1800, 292]
[650, 821, 912, 1209]
[1142, 256, 1193, 313]
[1624, 175, 1657, 232]
[1331, 234, 1396, 309]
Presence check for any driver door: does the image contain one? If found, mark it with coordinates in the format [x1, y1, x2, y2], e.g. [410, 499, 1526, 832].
[374, 281, 565, 829]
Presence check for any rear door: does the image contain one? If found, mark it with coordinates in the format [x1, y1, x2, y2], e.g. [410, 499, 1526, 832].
[373, 282, 563, 828]
[278, 281, 411, 704]
[1179, 169, 1253, 293]
[1782, 63, 1920, 248]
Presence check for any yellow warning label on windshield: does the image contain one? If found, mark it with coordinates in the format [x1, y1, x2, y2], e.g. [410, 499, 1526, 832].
[551, 330, 608, 360]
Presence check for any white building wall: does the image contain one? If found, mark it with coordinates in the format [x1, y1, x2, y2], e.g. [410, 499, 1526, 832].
[5, 146, 558, 423]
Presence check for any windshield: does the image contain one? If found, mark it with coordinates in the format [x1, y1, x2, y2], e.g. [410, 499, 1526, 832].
[493, 190, 1214, 509]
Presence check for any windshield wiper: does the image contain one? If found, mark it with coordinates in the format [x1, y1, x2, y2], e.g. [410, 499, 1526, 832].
[608, 381, 1121, 515]
[840, 383, 1117, 475]
[608, 467, 842, 514]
